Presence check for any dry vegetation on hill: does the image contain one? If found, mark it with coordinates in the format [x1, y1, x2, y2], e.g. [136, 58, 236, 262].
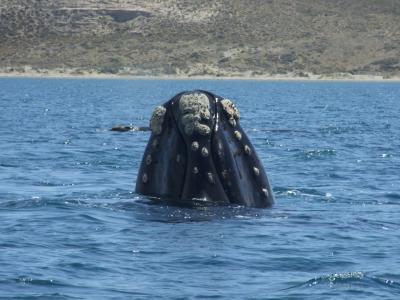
[1, 0, 399, 77]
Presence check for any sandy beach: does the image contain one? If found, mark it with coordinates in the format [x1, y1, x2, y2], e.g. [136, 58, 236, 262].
[1, 69, 399, 82]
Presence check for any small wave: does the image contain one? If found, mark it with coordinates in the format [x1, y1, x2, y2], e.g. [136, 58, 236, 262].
[285, 271, 400, 292]
[0, 293, 75, 300]
[0, 276, 80, 300]
[0, 197, 113, 214]
[57, 262, 111, 273]
[124, 196, 268, 223]
[297, 149, 337, 160]
[384, 192, 400, 200]
[326, 172, 348, 180]
[0, 194, 268, 224]
[4, 276, 71, 288]
[354, 217, 399, 231]
[0, 188, 135, 210]
[372, 276, 400, 290]
[0, 162, 19, 168]
[305, 271, 365, 287]
[278, 187, 400, 207]
[0, 197, 74, 210]
[318, 125, 365, 135]
[250, 128, 312, 134]
[275, 186, 332, 199]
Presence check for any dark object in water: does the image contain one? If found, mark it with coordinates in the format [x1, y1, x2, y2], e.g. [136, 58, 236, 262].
[135, 90, 274, 208]
[111, 125, 150, 132]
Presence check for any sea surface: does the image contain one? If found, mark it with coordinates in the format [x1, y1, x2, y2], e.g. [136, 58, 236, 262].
[0, 78, 399, 299]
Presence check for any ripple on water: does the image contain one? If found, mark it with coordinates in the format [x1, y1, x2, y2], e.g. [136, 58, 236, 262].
[120, 197, 268, 223]
[295, 149, 337, 160]
[384, 192, 400, 200]
[12, 276, 69, 287]
[286, 271, 400, 297]
[274, 186, 335, 202]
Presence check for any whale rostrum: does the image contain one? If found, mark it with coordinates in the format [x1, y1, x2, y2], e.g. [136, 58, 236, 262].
[135, 90, 274, 208]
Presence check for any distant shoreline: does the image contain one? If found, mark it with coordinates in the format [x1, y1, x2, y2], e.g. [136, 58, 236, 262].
[1, 70, 399, 82]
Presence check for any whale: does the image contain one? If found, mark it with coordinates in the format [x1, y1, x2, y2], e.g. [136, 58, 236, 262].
[111, 125, 150, 132]
[135, 90, 274, 208]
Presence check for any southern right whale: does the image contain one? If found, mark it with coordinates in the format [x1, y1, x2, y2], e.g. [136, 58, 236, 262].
[135, 90, 274, 208]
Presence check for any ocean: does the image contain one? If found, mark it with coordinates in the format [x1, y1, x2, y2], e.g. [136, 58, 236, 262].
[0, 78, 399, 299]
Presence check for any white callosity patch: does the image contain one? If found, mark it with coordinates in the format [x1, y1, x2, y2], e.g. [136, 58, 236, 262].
[207, 172, 215, 184]
[244, 145, 251, 155]
[201, 147, 209, 157]
[191, 141, 199, 151]
[234, 130, 242, 141]
[253, 167, 260, 176]
[220, 99, 240, 127]
[179, 93, 211, 136]
[150, 106, 167, 135]
[262, 188, 269, 197]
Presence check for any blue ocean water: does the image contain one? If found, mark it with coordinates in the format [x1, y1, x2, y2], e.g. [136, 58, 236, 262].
[0, 78, 399, 299]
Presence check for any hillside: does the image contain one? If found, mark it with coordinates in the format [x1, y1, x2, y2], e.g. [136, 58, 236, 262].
[1, 0, 400, 78]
